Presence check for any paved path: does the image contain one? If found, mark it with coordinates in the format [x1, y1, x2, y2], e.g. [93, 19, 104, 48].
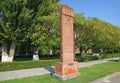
[0, 57, 119, 81]
[91, 72, 120, 83]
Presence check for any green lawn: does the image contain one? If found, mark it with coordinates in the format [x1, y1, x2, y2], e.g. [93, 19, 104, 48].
[0, 61, 120, 83]
[0, 59, 59, 72]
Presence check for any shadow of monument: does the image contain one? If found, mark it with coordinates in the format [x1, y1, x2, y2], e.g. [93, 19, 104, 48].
[44, 67, 55, 74]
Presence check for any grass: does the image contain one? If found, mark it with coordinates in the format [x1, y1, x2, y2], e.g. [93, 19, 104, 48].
[0, 61, 120, 83]
[0, 59, 59, 72]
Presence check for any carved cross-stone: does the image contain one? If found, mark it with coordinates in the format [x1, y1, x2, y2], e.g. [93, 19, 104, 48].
[53, 5, 80, 80]
[60, 6, 74, 62]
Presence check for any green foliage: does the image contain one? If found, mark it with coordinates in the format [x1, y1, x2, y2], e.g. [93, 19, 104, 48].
[0, 0, 60, 57]
[76, 53, 119, 62]
[0, 0, 33, 43]
[74, 14, 120, 53]
[29, 3, 60, 55]
[0, 59, 59, 72]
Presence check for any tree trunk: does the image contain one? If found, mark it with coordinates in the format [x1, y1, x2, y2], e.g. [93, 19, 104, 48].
[49, 49, 53, 55]
[1, 45, 9, 62]
[84, 48, 90, 53]
[119, 50, 120, 61]
[9, 42, 16, 62]
[112, 48, 114, 58]
[33, 46, 39, 60]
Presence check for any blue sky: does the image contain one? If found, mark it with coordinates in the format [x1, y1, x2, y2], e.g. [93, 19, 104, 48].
[60, 0, 120, 27]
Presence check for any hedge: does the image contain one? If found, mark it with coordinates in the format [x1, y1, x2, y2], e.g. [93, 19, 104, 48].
[0, 59, 59, 72]
[75, 53, 119, 62]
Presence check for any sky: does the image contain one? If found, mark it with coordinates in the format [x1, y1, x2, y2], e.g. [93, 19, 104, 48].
[60, 0, 120, 27]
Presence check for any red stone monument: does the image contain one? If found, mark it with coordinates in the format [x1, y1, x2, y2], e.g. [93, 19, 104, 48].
[53, 5, 80, 80]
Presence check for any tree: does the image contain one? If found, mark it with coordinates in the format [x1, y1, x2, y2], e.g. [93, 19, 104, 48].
[74, 14, 86, 53]
[0, 0, 40, 62]
[74, 14, 94, 54]
[0, 0, 60, 61]
[27, 1, 60, 60]
[74, 14, 120, 55]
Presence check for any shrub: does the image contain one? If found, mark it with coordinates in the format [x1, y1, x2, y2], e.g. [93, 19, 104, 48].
[75, 53, 119, 62]
[0, 59, 59, 72]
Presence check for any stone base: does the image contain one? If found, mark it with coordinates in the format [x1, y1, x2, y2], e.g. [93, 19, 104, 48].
[55, 62, 79, 76]
[53, 73, 80, 80]
[53, 61, 80, 80]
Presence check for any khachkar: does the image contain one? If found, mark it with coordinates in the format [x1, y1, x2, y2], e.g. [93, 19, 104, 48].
[53, 5, 80, 80]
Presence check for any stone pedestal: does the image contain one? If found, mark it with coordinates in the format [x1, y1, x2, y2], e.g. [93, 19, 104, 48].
[53, 5, 80, 80]
[53, 62, 80, 80]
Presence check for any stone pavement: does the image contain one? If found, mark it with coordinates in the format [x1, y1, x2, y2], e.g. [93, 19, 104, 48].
[0, 57, 119, 81]
[91, 72, 120, 83]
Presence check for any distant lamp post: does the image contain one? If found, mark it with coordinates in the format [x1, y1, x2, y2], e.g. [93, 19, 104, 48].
[0, 11, 3, 20]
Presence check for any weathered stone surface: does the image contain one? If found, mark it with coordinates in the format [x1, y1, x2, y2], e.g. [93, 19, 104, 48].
[60, 5, 74, 63]
[54, 5, 80, 80]
[55, 62, 79, 76]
